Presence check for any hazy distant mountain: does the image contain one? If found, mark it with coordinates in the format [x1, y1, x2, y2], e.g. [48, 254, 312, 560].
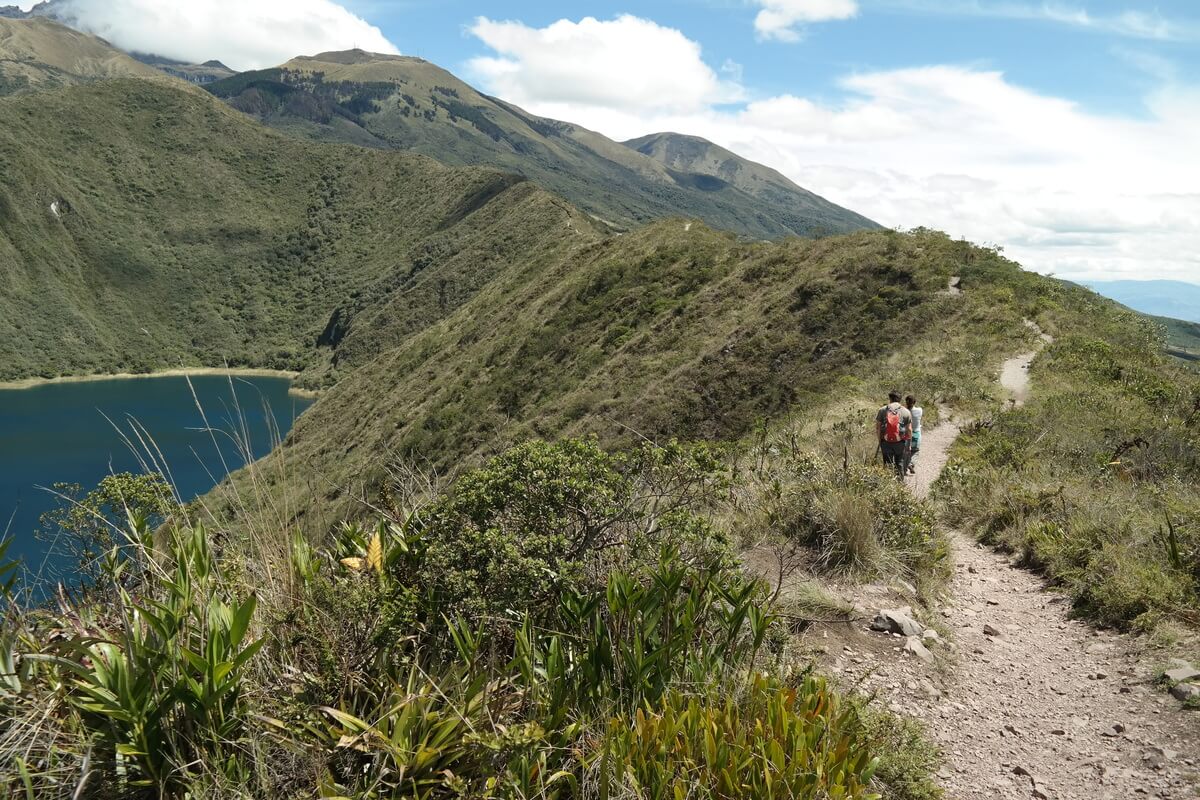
[1086, 279, 1200, 323]
[0, 0, 69, 22]
[131, 53, 235, 85]
[205, 50, 878, 239]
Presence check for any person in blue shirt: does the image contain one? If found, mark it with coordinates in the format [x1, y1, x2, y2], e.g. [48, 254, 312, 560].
[905, 395, 923, 475]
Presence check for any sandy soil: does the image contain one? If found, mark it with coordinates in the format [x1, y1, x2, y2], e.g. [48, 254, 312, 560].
[0, 367, 315, 397]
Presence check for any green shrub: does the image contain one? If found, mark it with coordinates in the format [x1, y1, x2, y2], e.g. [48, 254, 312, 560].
[37, 472, 177, 583]
[858, 706, 944, 800]
[297, 549, 775, 799]
[418, 438, 731, 623]
[598, 673, 881, 800]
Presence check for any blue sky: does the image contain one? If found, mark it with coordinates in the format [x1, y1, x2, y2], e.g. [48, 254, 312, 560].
[348, 0, 1200, 119]
[36, 0, 1200, 283]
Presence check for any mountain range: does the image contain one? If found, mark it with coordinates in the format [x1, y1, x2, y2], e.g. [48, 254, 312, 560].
[202, 50, 876, 239]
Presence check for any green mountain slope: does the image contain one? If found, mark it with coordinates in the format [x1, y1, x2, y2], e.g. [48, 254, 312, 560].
[1156, 315, 1200, 363]
[0, 17, 162, 94]
[625, 131, 835, 214]
[204, 51, 878, 239]
[0, 78, 598, 382]
[228, 226, 1054, 532]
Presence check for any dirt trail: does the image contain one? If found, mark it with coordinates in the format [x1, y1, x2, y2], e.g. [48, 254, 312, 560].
[837, 339, 1200, 799]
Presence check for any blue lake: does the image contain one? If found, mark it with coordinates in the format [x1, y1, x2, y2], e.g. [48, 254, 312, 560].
[0, 374, 313, 586]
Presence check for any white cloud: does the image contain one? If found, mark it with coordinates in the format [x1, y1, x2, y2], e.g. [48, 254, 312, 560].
[50, 0, 399, 71]
[467, 15, 742, 115]
[887, 1, 1192, 42]
[468, 18, 1200, 283]
[753, 0, 859, 42]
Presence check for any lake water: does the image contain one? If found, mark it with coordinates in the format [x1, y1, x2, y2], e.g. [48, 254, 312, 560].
[0, 374, 313, 587]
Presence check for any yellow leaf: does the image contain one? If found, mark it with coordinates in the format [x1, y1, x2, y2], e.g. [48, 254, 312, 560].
[339, 557, 365, 571]
[367, 530, 383, 573]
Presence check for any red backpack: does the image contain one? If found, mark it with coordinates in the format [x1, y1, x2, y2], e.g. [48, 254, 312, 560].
[883, 406, 909, 443]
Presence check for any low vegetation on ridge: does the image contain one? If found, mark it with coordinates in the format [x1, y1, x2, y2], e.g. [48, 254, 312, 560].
[938, 295, 1200, 632]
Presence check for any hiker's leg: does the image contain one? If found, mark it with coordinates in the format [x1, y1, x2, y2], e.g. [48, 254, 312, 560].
[883, 442, 904, 480]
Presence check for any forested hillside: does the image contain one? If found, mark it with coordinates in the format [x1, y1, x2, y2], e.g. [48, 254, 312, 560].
[0, 78, 599, 382]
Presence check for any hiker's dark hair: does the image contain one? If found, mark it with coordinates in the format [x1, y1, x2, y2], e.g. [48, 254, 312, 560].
[888, 391, 902, 403]
[905, 394, 916, 406]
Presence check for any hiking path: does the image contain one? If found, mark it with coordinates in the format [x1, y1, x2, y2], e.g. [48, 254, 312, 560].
[826, 333, 1200, 799]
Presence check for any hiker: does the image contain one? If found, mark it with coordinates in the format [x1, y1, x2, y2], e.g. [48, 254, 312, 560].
[905, 394, 923, 475]
[875, 391, 913, 480]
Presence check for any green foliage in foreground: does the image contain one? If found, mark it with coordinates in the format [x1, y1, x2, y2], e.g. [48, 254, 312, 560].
[419, 438, 731, 623]
[938, 296, 1200, 629]
[2, 439, 940, 799]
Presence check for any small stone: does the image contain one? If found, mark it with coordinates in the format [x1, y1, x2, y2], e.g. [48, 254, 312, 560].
[1004, 724, 1021, 736]
[904, 636, 934, 663]
[1089, 672, 1107, 680]
[1100, 723, 1125, 737]
[1163, 665, 1200, 683]
[967, 565, 978, 574]
[1142, 747, 1177, 770]
[871, 608, 925, 637]
[1119, 686, 1132, 694]
[986, 598, 1000, 605]
[1050, 728, 1066, 735]
[922, 629, 941, 643]
[1032, 788, 1048, 799]
[983, 623, 1003, 637]
[1169, 682, 1200, 702]
[1012, 765, 1031, 778]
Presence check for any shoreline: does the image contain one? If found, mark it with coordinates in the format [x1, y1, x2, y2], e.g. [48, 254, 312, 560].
[0, 368, 320, 398]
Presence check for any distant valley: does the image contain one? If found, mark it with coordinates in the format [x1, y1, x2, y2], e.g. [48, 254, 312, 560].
[1085, 279, 1200, 323]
